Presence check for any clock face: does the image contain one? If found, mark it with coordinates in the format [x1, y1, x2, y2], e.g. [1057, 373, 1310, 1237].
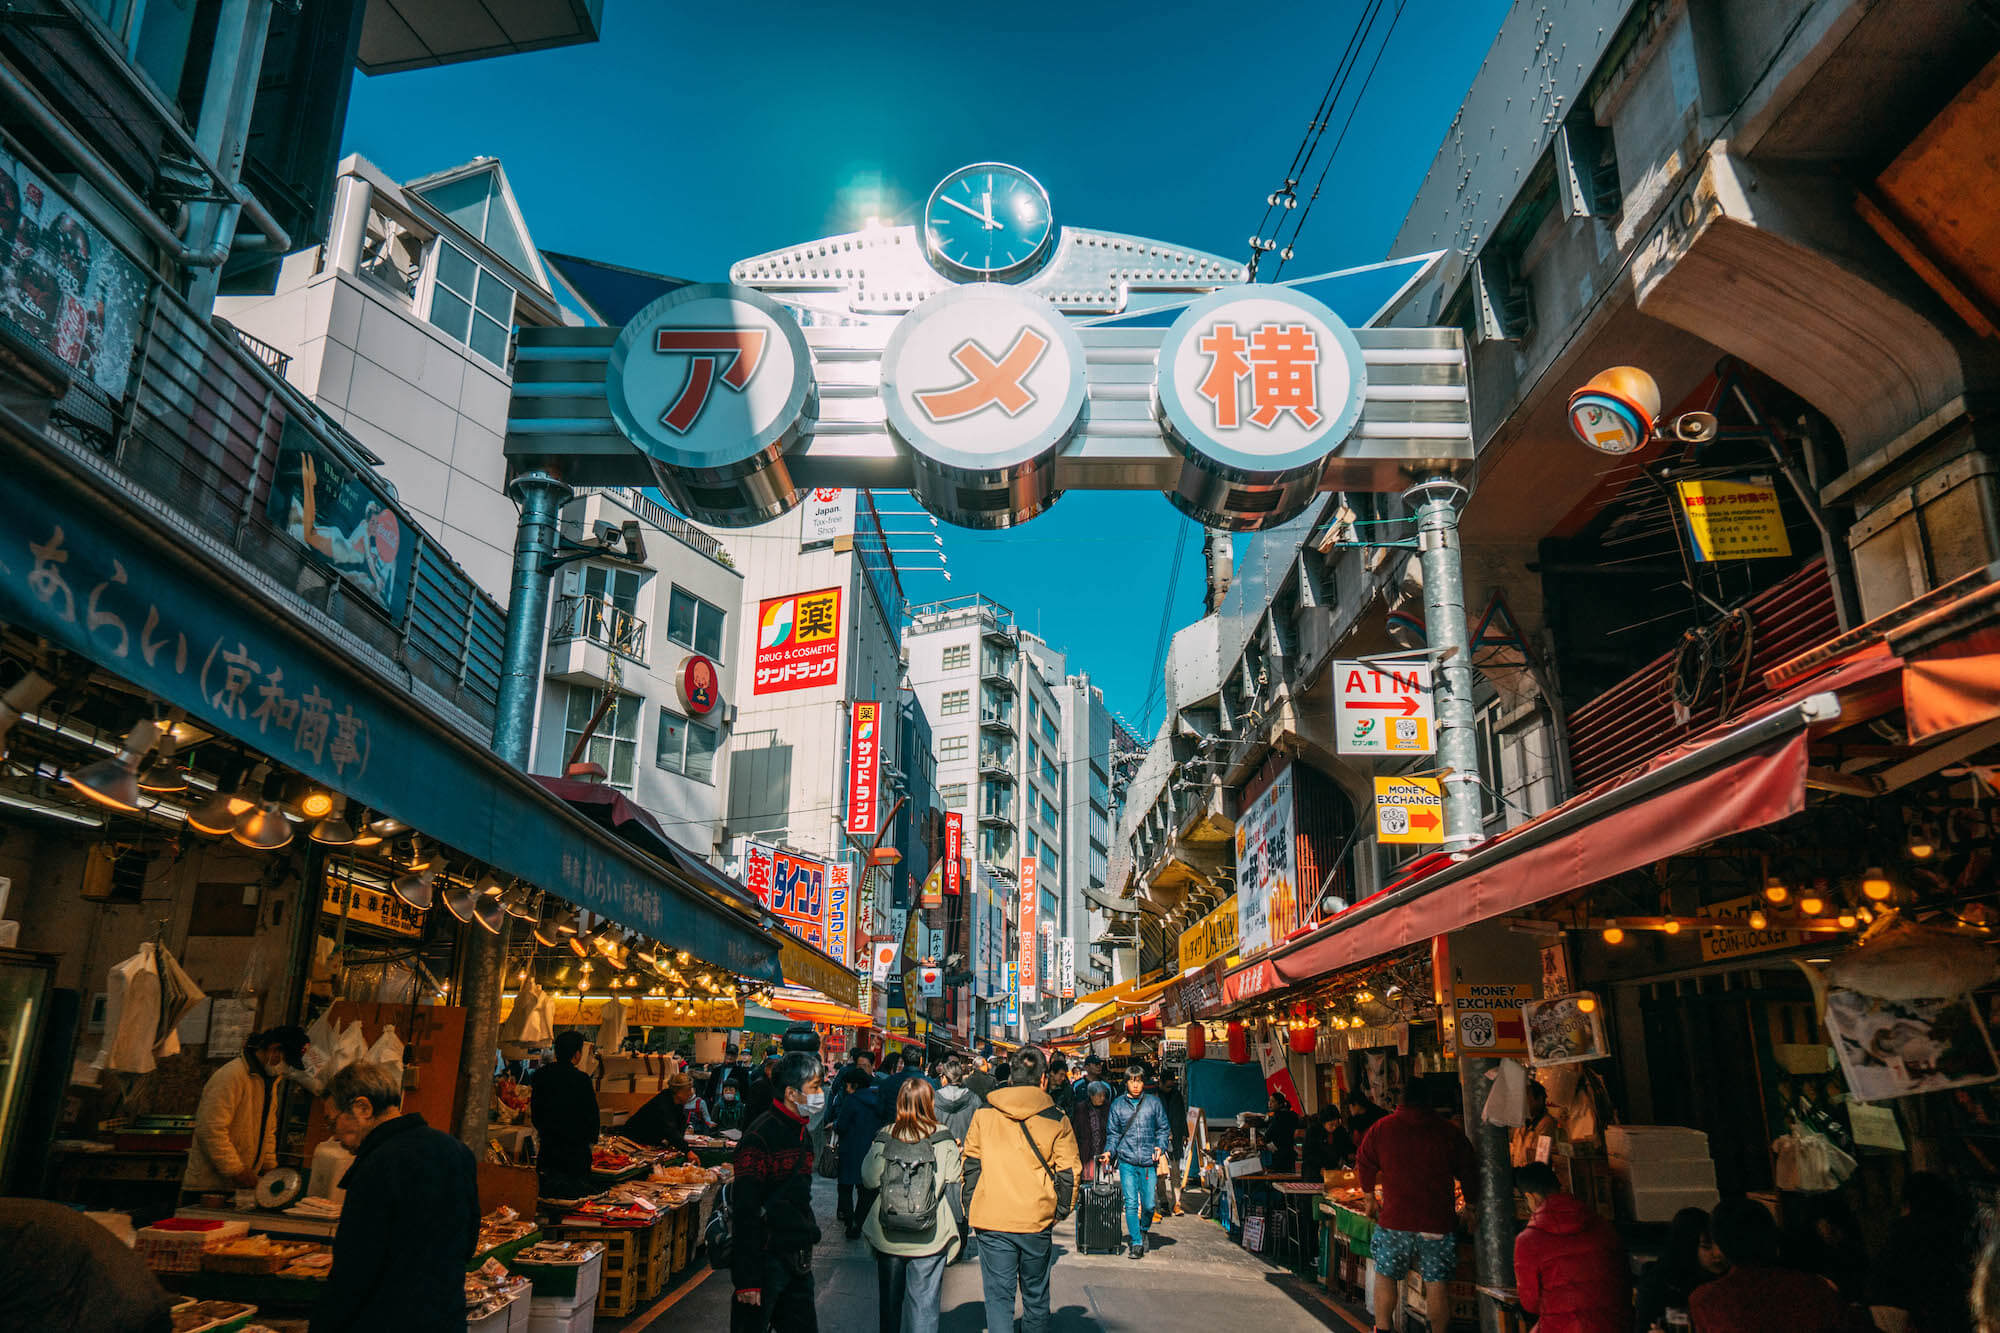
[923, 163, 1053, 280]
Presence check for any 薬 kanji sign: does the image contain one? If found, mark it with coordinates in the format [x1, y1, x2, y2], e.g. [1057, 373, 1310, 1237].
[1335, 659, 1435, 756]
[754, 586, 841, 694]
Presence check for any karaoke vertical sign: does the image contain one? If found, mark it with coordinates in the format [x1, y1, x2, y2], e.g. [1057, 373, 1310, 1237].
[1019, 856, 1039, 1005]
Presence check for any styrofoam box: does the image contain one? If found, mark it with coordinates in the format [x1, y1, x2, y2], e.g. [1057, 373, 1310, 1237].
[469, 1290, 529, 1333]
[524, 1251, 604, 1314]
[1610, 1155, 1717, 1189]
[527, 1305, 596, 1333]
[1622, 1181, 1721, 1223]
[1606, 1125, 1709, 1157]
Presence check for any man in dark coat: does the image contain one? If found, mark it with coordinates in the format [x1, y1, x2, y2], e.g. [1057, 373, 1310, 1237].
[833, 1064, 885, 1234]
[0, 1197, 174, 1332]
[733, 1052, 825, 1333]
[530, 1030, 598, 1197]
[312, 1060, 478, 1333]
[625, 1072, 698, 1153]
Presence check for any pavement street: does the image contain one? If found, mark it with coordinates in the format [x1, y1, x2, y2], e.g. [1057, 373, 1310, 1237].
[624, 1177, 1346, 1332]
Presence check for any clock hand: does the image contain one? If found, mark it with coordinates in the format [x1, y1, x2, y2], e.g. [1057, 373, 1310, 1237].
[982, 190, 999, 230]
[940, 195, 989, 225]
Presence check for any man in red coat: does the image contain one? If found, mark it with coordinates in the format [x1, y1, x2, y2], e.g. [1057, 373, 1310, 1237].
[1356, 1077, 1480, 1333]
[1513, 1163, 1630, 1333]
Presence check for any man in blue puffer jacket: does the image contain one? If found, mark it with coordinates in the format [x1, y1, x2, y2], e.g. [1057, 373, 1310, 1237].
[1100, 1064, 1174, 1259]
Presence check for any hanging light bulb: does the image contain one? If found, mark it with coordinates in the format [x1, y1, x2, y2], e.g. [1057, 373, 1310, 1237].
[66, 719, 161, 813]
[297, 788, 335, 820]
[1800, 892, 1826, 916]
[1861, 868, 1892, 901]
[1748, 909, 1769, 931]
[1602, 921, 1625, 945]
[309, 794, 359, 846]
[1356, 989, 1375, 1003]
[1662, 919, 1682, 936]
[1763, 876, 1790, 905]
[630, 937, 658, 967]
[392, 840, 438, 911]
[1836, 911, 1858, 930]
[1576, 995, 1598, 1014]
[1908, 835, 1935, 860]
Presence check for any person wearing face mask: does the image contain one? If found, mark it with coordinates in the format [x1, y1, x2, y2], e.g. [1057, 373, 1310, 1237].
[182, 1025, 307, 1201]
[311, 1061, 478, 1333]
[733, 1052, 826, 1333]
[713, 1077, 752, 1133]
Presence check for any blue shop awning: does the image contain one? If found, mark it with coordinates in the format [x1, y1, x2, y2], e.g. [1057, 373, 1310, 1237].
[0, 434, 781, 983]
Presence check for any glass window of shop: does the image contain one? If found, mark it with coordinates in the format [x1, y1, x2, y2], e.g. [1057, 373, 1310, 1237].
[667, 586, 726, 660]
[565, 685, 639, 789]
[657, 707, 719, 783]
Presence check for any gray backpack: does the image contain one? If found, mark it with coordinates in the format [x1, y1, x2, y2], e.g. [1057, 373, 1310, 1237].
[876, 1129, 952, 1234]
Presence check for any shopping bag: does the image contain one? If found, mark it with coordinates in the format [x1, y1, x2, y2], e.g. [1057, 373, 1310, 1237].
[364, 1024, 405, 1086]
[816, 1133, 841, 1180]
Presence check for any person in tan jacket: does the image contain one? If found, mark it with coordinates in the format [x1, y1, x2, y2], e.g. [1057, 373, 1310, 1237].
[962, 1047, 1079, 1333]
[181, 1027, 304, 1197]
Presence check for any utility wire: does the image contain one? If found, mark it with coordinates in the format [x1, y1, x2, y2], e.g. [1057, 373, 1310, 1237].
[1137, 521, 1192, 733]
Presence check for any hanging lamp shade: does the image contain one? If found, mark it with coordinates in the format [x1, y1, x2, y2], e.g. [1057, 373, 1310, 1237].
[67, 719, 161, 813]
[231, 799, 295, 851]
[1185, 1024, 1205, 1061]
[441, 881, 478, 922]
[309, 794, 359, 846]
[392, 841, 438, 911]
[1227, 1021, 1249, 1064]
[474, 895, 505, 935]
[1289, 1024, 1319, 1055]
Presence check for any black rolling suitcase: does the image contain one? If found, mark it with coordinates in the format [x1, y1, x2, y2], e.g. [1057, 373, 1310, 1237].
[1076, 1171, 1125, 1254]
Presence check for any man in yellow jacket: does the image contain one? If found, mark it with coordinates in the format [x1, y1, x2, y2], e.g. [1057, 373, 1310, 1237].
[182, 1027, 306, 1199]
[962, 1046, 1080, 1333]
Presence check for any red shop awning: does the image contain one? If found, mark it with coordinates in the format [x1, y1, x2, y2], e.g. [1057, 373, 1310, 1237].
[1256, 655, 1899, 990]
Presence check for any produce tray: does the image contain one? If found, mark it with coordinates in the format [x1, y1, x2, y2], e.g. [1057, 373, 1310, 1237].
[543, 1218, 668, 1318]
[469, 1228, 541, 1271]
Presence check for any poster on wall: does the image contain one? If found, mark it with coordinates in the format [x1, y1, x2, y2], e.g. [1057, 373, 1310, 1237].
[268, 420, 414, 616]
[1523, 993, 1611, 1067]
[754, 586, 841, 694]
[0, 144, 148, 400]
[1235, 766, 1297, 954]
[1825, 987, 2000, 1103]
[1347, 1047, 1410, 1113]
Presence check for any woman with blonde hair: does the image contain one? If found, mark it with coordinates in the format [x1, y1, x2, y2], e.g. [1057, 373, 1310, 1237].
[861, 1077, 962, 1333]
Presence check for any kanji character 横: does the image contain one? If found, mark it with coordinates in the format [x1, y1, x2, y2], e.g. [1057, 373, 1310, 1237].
[212, 643, 258, 719]
[294, 686, 332, 763]
[1195, 323, 1251, 429]
[652, 328, 769, 434]
[27, 527, 75, 623]
[85, 559, 129, 658]
[329, 704, 366, 775]
[914, 328, 1048, 422]
[1246, 322, 1322, 428]
[139, 607, 188, 674]
[250, 667, 299, 736]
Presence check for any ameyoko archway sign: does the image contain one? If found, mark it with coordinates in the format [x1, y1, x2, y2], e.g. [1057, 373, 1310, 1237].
[507, 163, 1472, 530]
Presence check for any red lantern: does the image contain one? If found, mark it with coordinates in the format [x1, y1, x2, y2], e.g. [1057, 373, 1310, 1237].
[1227, 1021, 1249, 1064]
[1289, 1024, 1318, 1055]
[1185, 1024, 1206, 1061]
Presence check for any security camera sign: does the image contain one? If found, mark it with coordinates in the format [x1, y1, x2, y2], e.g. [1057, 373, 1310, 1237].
[1336, 660, 1435, 756]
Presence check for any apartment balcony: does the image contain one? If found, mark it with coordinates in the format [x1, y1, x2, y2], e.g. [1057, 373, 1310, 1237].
[546, 594, 647, 686]
[978, 752, 1016, 781]
[979, 708, 1016, 735]
[978, 804, 1014, 827]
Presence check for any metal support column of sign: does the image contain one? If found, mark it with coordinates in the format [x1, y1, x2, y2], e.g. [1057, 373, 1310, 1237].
[457, 469, 571, 1151]
[1406, 477, 1512, 1328]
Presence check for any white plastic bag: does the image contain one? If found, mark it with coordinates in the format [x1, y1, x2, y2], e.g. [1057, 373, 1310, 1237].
[597, 999, 628, 1054]
[331, 1018, 367, 1073]
[500, 977, 555, 1046]
[365, 1024, 406, 1086]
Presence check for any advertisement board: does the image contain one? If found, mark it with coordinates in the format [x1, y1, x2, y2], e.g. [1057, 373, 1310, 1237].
[1374, 775, 1444, 844]
[944, 813, 963, 895]
[1019, 856, 1039, 1003]
[268, 419, 415, 617]
[754, 586, 841, 694]
[1179, 894, 1241, 972]
[1060, 937, 1075, 999]
[1334, 660, 1435, 756]
[827, 859, 853, 966]
[802, 487, 855, 545]
[0, 144, 149, 400]
[1235, 767, 1297, 955]
[746, 840, 828, 949]
[845, 700, 881, 835]
[1005, 962, 1019, 1026]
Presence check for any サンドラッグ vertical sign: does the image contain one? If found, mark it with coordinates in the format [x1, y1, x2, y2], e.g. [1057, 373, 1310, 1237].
[754, 586, 840, 694]
[846, 700, 880, 835]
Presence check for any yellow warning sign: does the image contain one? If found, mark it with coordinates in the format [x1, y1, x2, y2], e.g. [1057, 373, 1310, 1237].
[1374, 776, 1444, 845]
[1676, 479, 1792, 561]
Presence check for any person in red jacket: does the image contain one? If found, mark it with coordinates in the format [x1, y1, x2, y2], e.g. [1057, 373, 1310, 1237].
[1355, 1077, 1480, 1333]
[1512, 1162, 1629, 1333]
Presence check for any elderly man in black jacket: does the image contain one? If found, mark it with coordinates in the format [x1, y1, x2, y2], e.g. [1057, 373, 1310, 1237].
[311, 1060, 478, 1333]
[732, 1051, 825, 1333]
[531, 1031, 599, 1197]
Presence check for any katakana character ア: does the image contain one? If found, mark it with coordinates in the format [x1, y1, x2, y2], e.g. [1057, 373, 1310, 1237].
[212, 643, 258, 719]
[913, 328, 1048, 422]
[329, 704, 365, 775]
[27, 527, 75, 623]
[1196, 323, 1251, 429]
[1247, 323, 1322, 429]
[652, 328, 769, 434]
[85, 560, 129, 658]
[139, 607, 188, 674]
[250, 667, 298, 736]
[294, 687, 331, 763]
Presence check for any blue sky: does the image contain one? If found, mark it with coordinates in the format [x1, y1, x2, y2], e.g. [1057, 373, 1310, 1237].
[343, 1, 1506, 731]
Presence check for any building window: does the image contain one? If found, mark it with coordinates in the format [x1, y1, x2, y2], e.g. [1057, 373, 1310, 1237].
[657, 707, 720, 783]
[943, 644, 971, 671]
[1040, 754, 1060, 788]
[1041, 714, 1059, 745]
[941, 783, 967, 809]
[940, 689, 970, 717]
[427, 239, 514, 366]
[1040, 793, 1060, 828]
[565, 686, 638, 790]
[667, 586, 726, 660]
[939, 734, 969, 761]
